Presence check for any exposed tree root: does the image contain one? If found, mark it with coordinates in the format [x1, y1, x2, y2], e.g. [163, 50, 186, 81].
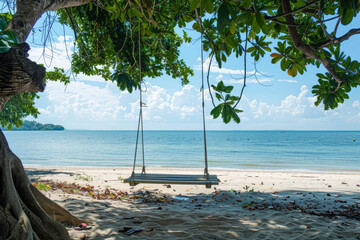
[0, 130, 84, 239]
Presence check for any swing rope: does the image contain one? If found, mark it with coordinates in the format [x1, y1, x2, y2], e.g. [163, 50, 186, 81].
[130, 23, 145, 185]
[130, 11, 211, 187]
[198, 7, 210, 186]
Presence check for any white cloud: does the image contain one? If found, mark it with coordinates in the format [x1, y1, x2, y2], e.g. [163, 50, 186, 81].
[127, 84, 202, 121]
[34, 79, 360, 130]
[240, 85, 325, 122]
[38, 79, 209, 128]
[195, 57, 254, 75]
[352, 100, 360, 108]
[278, 79, 298, 83]
[41, 81, 127, 122]
[29, 36, 74, 70]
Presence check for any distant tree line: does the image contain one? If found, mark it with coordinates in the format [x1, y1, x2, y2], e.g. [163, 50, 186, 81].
[4, 120, 65, 131]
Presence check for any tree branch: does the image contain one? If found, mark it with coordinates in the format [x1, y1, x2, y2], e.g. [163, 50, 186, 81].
[281, 0, 343, 90]
[333, 17, 341, 37]
[267, 0, 319, 20]
[6, 0, 90, 42]
[0, 43, 45, 111]
[313, 28, 360, 50]
[44, 0, 91, 11]
[267, 18, 298, 27]
[318, 1, 332, 40]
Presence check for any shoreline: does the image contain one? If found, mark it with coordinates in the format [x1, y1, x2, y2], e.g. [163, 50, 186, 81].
[24, 165, 360, 173]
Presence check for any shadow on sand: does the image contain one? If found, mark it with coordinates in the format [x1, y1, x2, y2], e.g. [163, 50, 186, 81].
[55, 188, 360, 240]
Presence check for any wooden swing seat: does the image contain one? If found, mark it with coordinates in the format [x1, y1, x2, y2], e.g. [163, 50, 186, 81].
[124, 173, 219, 187]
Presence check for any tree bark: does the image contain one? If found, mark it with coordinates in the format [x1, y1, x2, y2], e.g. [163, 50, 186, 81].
[0, 0, 91, 238]
[0, 129, 75, 239]
[0, 43, 84, 238]
[0, 43, 45, 110]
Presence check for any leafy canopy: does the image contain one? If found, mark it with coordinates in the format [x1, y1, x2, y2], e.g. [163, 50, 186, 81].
[187, 0, 360, 113]
[2, 0, 360, 128]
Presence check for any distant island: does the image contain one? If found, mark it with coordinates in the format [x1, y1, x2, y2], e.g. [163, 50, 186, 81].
[9, 120, 65, 131]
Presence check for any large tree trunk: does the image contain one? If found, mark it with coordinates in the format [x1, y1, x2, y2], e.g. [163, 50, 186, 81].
[0, 129, 81, 239]
[0, 44, 84, 240]
[1, 1, 91, 238]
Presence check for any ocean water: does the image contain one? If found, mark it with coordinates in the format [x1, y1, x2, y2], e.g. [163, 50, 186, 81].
[3, 130, 360, 171]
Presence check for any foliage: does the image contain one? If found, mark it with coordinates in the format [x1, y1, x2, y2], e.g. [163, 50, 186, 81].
[0, 94, 40, 130]
[187, 0, 360, 114]
[57, 2, 194, 93]
[45, 67, 70, 85]
[210, 81, 242, 123]
[0, 14, 17, 53]
[3, 120, 65, 131]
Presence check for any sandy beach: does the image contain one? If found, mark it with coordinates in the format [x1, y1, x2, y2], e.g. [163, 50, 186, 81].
[26, 167, 360, 239]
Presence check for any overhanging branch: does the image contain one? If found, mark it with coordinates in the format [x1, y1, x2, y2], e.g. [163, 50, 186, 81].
[44, 0, 91, 11]
[281, 0, 343, 91]
[313, 28, 360, 50]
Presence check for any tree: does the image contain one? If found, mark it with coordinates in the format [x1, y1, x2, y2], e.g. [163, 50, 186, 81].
[189, 0, 360, 115]
[0, 0, 193, 239]
[1, 0, 360, 239]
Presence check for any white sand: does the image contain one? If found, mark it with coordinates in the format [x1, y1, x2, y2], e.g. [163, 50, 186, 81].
[26, 167, 360, 239]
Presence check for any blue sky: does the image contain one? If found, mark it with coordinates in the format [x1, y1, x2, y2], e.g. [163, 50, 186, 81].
[24, 13, 360, 130]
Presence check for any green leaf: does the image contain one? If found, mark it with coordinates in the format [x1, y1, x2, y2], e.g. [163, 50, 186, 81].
[280, 58, 286, 71]
[341, 6, 354, 25]
[227, 36, 238, 48]
[222, 104, 232, 123]
[230, 96, 240, 101]
[271, 56, 282, 64]
[224, 86, 233, 93]
[217, 81, 225, 91]
[324, 93, 336, 109]
[1, 30, 18, 45]
[255, 13, 268, 34]
[231, 111, 240, 123]
[128, 8, 142, 18]
[288, 64, 297, 77]
[201, 0, 214, 13]
[224, 93, 231, 101]
[217, 3, 229, 32]
[190, 0, 201, 11]
[252, 14, 260, 34]
[192, 22, 200, 32]
[210, 105, 222, 119]
[215, 93, 223, 101]
[242, 0, 252, 9]
[0, 18, 7, 31]
[0, 45, 10, 53]
[230, 20, 236, 34]
[233, 108, 243, 113]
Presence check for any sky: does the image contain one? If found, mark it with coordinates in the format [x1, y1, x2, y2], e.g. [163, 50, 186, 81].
[22, 11, 360, 131]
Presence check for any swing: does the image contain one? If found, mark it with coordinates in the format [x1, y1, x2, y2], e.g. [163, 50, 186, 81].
[124, 13, 219, 189]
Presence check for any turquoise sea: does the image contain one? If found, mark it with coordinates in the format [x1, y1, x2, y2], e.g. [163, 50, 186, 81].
[3, 130, 360, 171]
